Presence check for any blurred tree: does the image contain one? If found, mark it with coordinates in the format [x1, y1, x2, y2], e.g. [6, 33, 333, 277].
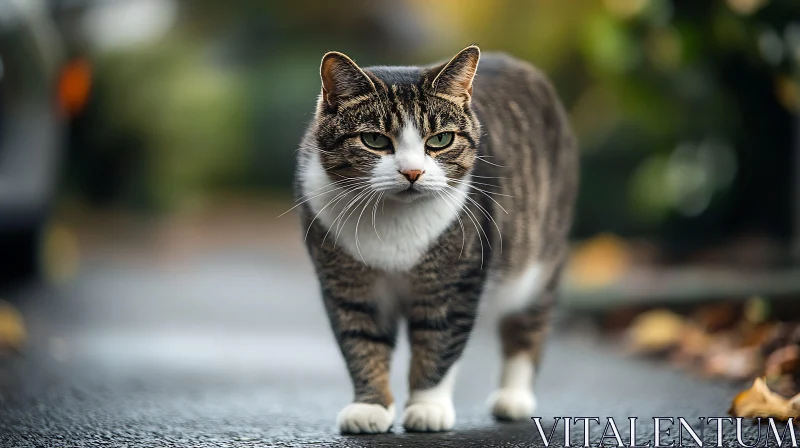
[69, 36, 247, 210]
[409, 0, 798, 259]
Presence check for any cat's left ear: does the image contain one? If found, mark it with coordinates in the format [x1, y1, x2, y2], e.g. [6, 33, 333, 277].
[430, 45, 480, 101]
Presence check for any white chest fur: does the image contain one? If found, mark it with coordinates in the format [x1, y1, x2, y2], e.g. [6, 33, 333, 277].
[300, 153, 468, 272]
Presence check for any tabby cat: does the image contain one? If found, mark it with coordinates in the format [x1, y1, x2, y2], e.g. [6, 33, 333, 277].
[294, 45, 579, 433]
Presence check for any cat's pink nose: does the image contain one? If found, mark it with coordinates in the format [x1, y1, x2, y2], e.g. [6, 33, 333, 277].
[399, 169, 424, 183]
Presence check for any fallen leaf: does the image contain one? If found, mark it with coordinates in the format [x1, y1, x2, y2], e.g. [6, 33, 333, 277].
[0, 300, 27, 354]
[673, 324, 714, 363]
[767, 375, 799, 399]
[603, 308, 643, 332]
[568, 234, 631, 289]
[761, 323, 800, 357]
[739, 322, 777, 348]
[627, 309, 686, 354]
[691, 302, 740, 332]
[704, 347, 759, 380]
[729, 378, 800, 423]
[765, 345, 799, 378]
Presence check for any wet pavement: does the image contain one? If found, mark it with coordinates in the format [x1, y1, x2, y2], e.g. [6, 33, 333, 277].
[0, 249, 769, 447]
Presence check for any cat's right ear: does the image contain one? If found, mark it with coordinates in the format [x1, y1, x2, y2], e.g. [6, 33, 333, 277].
[320, 52, 375, 109]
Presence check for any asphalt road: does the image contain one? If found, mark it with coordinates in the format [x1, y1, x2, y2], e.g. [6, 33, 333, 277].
[0, 250, 771, 447]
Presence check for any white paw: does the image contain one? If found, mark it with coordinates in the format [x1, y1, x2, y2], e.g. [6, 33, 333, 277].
[487, 388, 536, 421]
[402, 400, 456, 432]
[336, 403, 395, 434]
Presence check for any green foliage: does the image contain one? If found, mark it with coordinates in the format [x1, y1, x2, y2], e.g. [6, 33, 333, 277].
[93, 36, 247, 209]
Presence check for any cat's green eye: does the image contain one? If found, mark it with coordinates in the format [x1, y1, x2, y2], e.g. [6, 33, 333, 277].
[361, 133, 392, 150]
[426, 132, 454, 149]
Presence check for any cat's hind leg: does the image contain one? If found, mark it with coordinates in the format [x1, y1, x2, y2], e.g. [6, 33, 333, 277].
[487, 264, 561, 421]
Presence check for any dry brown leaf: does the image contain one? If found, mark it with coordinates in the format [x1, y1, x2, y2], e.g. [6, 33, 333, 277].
[766, 345, 799, 378]
[627, 309, 686, 354]
[739, 322, 777, 348]
[729, 378, 800, 423]
[762, 323, 800, 358]
[767, 375, 800, 399]
[692, 303, 740, 333]
[680, 325, 713, 355]
[703, 347, 759, 380]
[672, 324, 714, 365]
[568, 234, 631, 289]
[0, 300, 27, 354]
[603, 308, 644, 332]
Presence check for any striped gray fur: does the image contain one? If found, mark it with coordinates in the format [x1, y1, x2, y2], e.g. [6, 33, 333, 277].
[293, 46, 579, 433]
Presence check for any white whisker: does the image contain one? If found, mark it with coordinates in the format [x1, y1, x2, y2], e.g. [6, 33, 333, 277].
[280, 178, 367, 217]
[443, 188, 484, 269]
[321, 187, 370, 246]
[372, 192, 384, 244]
[333, 188, 374, 247]
[456, 180, 503, 189]
[354, 191, 379, 264]
[450, 179, 513, 198]
[455, 186, 504, 253]
[445, 185, 496, 252]
[298, 177, 363, 198]
[436, 191, 465, 260]
[476, 156, 505, 168]
[470, 175, 507, 180]
[284, 178, 364, 207]
[449, 180, 510, 214]
[304, 185, 367, 242]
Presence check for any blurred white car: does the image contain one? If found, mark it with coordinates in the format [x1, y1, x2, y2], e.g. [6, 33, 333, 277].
[0, 0, 65, 282]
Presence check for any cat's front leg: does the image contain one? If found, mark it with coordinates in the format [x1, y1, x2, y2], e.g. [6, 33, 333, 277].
[403, 263, 484, 432]
[320, 273, 398, 434]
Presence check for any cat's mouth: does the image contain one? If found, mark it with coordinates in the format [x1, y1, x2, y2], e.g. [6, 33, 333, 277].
[399, 186, 422, 195]
[389, 186, 427, 202]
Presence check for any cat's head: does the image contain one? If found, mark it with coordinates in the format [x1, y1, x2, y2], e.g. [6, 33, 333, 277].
[308, 46, 481, 203]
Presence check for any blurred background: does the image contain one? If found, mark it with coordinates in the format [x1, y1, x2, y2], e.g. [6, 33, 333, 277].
[1, 0, 799, 445]
[2, 0, 799, 295]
